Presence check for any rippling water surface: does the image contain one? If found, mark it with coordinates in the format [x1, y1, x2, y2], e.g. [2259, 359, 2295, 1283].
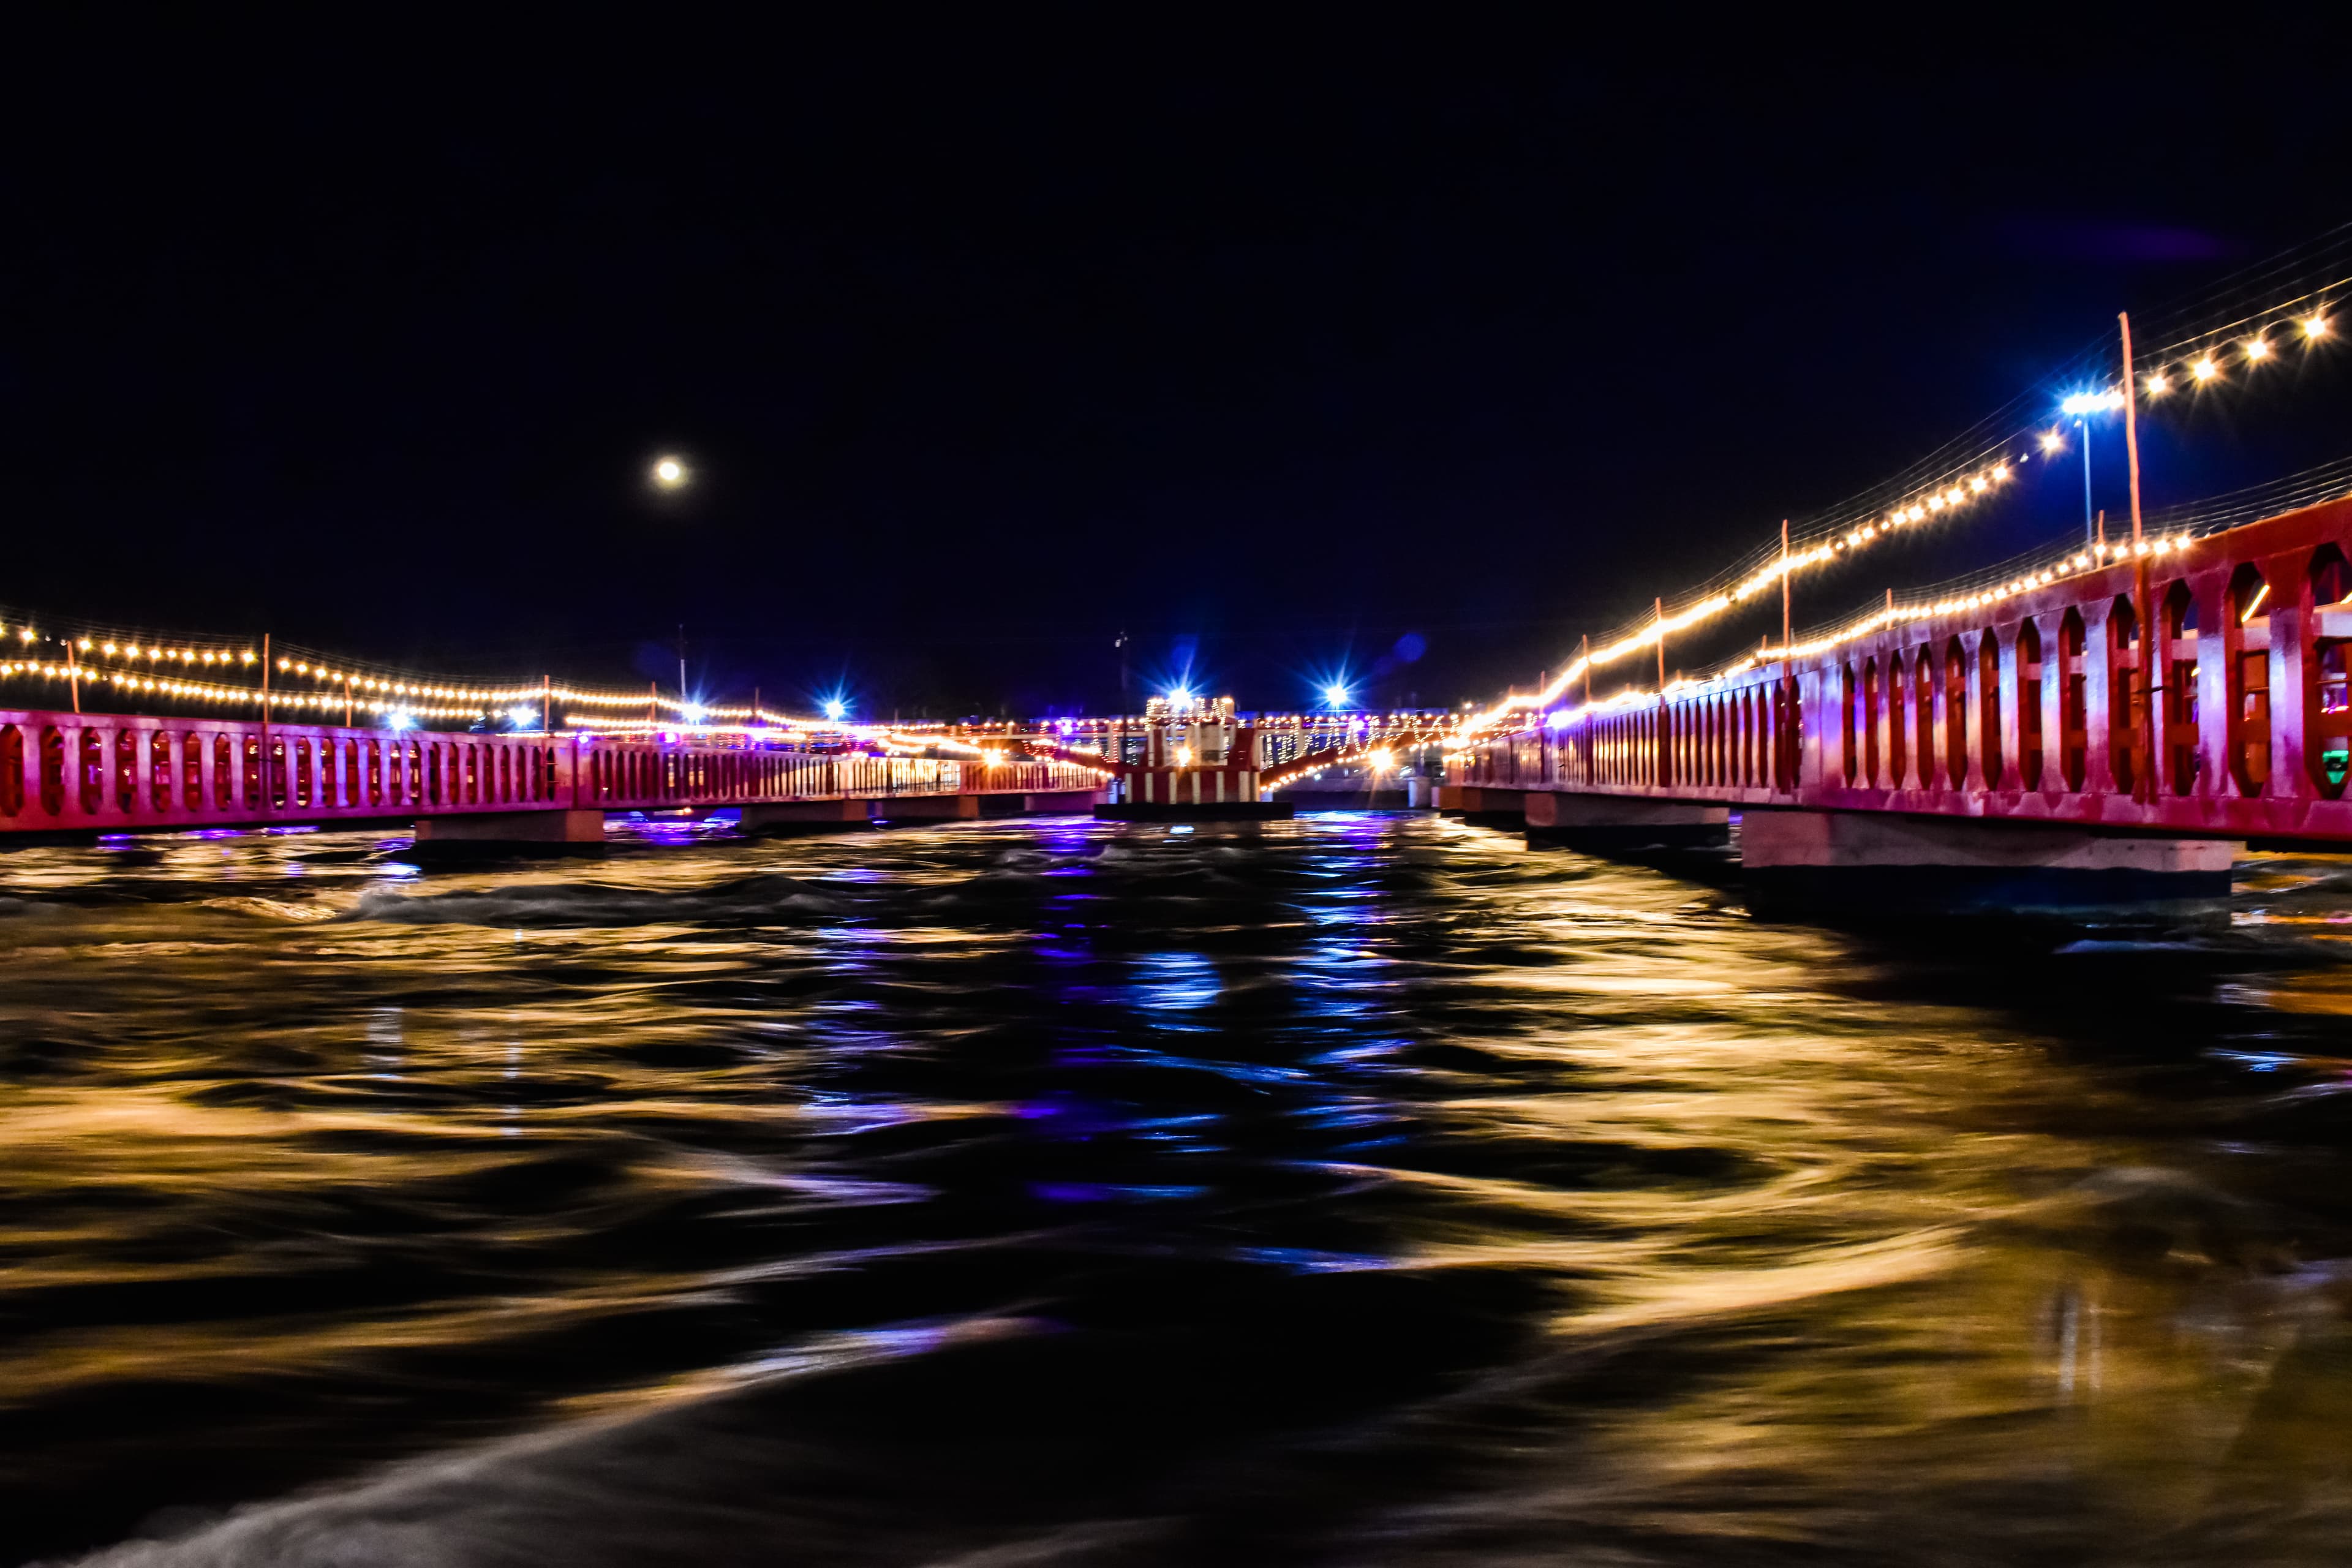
[9, 812, 2352, 1565]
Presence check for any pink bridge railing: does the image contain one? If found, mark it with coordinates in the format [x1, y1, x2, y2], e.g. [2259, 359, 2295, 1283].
[0, 714, 1102, 836]
[1456, 493, 2352, 844]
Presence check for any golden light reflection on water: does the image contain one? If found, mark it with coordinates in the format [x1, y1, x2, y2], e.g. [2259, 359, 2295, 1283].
[4, 818, 2352, 1562]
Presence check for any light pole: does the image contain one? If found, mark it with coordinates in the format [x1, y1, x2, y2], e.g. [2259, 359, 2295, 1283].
[2060, 390, 2124, 549]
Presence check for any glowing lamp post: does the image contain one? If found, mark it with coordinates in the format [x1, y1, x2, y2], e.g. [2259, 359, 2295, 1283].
[2060, 388, 2125, 549]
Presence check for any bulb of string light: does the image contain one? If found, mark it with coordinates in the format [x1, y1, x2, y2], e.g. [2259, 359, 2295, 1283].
[2246, 337, 2271, 361]
[2193, 357, 2219, 382]
[2307, 314, 2331, 339]
[651, 456, 689, 490]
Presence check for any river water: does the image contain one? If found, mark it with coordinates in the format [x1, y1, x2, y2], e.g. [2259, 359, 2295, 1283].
[6, 811, 2352, 1565]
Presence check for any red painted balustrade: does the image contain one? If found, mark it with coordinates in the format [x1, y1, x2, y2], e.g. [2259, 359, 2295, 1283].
[1457, 494, 2352, 843]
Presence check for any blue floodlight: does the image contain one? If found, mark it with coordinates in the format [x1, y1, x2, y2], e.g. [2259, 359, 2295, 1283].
[1324, 682, 1351, 707]
[2060, 390, 2125, 416]
[823, 698, 848, 722]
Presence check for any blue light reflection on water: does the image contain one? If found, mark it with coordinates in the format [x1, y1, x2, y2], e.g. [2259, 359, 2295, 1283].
[1129, 951, 1220, 1014]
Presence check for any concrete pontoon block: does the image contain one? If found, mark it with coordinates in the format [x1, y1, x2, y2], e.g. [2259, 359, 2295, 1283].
[413, 809, 606, 844]
[1738, 808, 2234, 917]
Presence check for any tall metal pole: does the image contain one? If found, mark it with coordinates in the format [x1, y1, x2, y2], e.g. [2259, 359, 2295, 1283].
[1580, 634, 1591, 707]
[1780, 519, 1792, 648]
[541, 675, 552, 735]
[2121, 315, 2146, 548]
[2080, 418, 2096, 548]
[258, 633, 272, 813]
[1651, 596, 1666, 786]
[64, 638, 80, 715]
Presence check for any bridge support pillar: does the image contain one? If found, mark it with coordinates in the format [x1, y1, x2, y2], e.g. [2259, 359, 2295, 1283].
[1435, 786, 1526, 825]
[1738, 809, 2235, 918]
[740, 799, 872, 832]
[1525, 793, 1730, 850]
[413, 809, 606, 846]
[1023, 790, 1101, 813]
[872, 794, 985, 820]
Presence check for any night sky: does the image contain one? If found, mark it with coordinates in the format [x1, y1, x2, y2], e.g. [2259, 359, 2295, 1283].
[7, 26, 2352, 720]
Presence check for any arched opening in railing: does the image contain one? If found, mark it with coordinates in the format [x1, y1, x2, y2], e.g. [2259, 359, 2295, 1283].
[2310, 543, 2352, 797]
[2228, 562, 2272, 797]
[113, 728, 137, 812]
[1841, 664, 1860, 785]
[1861, 658, 1880, 787]
[79, 729, 105, 815]
[150, 731, 173, 811]
[1885, 652, 1907, 788]
[1912, 646, 1936, 789]
[41, 726, 66, 816]
[0, 725, 22, 818]
[2162, 581, 2199, 797]
[1977, 630, 2003, 789]
[184, 733, 206, 811]
[2109, 596, 2142, 796]
[1943, 636, 1967, 789]
[2015, 619, 2043, 792]
[2060, 609, 2087, 792]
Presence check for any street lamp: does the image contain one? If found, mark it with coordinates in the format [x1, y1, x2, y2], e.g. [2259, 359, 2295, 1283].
[2060, 389, 2125, 548]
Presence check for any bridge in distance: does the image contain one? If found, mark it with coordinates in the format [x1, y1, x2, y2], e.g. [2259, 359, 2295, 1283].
[4, 494, 2352, 912]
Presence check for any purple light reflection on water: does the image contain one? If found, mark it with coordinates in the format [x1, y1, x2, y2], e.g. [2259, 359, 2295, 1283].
[1233, 1247, 1395, 1273]
[1028, 1182, 1210, 1205]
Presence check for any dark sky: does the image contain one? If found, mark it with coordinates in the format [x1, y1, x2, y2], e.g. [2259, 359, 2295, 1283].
[6, 24, 2351, 720]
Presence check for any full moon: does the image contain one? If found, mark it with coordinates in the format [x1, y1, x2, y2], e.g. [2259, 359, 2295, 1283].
[651, 456, 688, 489]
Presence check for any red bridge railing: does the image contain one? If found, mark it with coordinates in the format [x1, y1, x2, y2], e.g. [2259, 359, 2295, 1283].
[1457, 493, 2352, 843]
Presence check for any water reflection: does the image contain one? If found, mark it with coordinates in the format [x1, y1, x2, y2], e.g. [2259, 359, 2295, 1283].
[3, 821, 2352, 1562]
